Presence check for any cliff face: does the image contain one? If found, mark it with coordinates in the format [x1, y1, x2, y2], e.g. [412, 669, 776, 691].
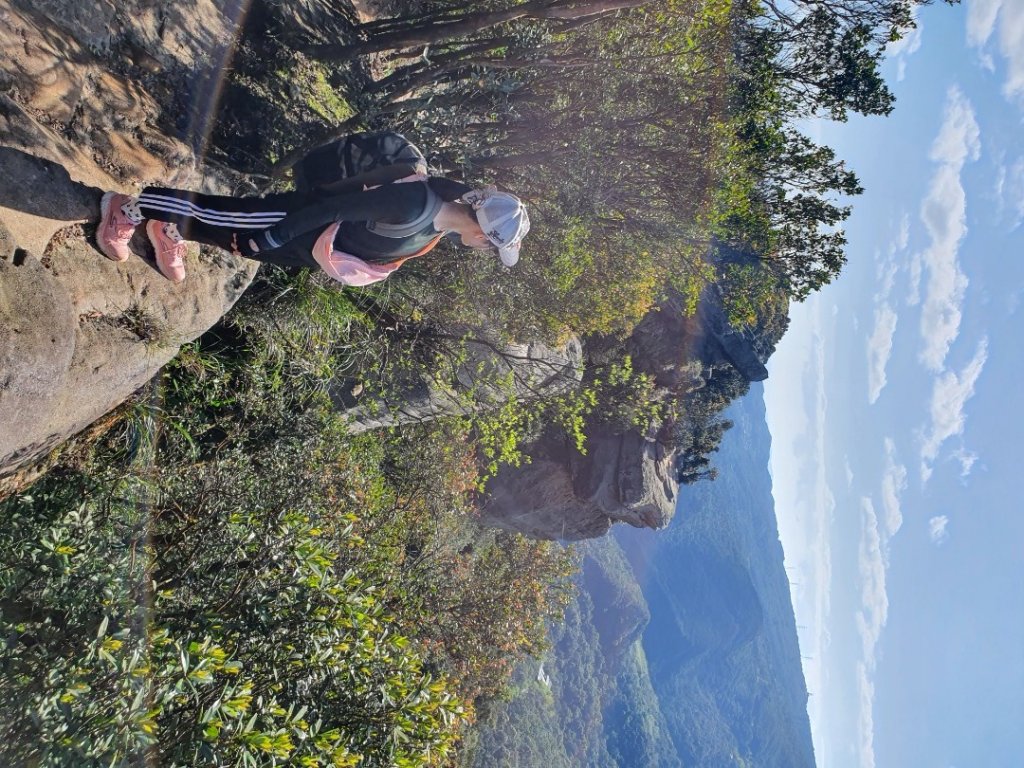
[480, 284, 783, 540]
[0, 0, 257, 484]
[480, 424, 678, 541]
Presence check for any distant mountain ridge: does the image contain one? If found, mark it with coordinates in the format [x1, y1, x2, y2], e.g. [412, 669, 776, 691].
[465, 383, 816, 768]
[613, 381, 814, 767]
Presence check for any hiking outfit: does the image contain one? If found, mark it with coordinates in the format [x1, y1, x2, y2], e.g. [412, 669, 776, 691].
[130, 177, 467, 265]
[97, 132, 529, 283]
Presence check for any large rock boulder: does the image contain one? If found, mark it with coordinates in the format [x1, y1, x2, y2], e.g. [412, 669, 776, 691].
[616, 284, 782, 389]
[480, 424, 677, 541]
[0, 145, 255, 477]
[0, 0, 259, 480]
[478, 282, 785, 540]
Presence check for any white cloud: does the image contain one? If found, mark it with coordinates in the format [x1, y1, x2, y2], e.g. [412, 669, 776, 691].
[894, 214, 911, 253]
[991, 155, 1024, 229]
[967, 0, 1002, 54]
[920, 338, 989, 482]
[907, 253, 923, 306]
[854, 443, 907, 767]
[857, 498, 889, 657]
[918, 87, 980, 372]
[855, 497, 890, 768]
[1003, 158, 1024, 230]
[868, 219, 910, 403]
[880, 439, 907, 541]
[856, 662, 877, 768]
[877, 259, 898, 299]
[867, 306, 899, 404]
[967, 0, 1024, 107]
[929, 88, 982, 167]
[952, 447, 980, 478]
[929, 515, 950, 544]
[888, 6, 923, 82]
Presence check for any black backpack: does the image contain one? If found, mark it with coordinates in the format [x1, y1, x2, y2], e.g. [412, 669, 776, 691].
[294, 131, 427, 194]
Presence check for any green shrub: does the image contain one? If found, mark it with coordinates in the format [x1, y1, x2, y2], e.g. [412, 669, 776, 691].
[0, 421, 468, 767]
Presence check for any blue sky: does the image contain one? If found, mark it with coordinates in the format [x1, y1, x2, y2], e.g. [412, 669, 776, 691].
[763, 1, 1024, 766]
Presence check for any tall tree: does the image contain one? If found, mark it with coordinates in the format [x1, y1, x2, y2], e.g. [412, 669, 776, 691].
[305, 0, 651, 60]
[736, 0, 948, 120]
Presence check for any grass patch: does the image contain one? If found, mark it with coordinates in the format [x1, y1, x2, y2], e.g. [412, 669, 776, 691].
[117, 304, 164, 343]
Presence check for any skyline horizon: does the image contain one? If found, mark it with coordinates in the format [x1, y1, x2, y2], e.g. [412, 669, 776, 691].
[764, 0, 1024, 765]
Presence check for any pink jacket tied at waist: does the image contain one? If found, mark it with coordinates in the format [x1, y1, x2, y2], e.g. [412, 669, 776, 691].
[312, 173, 428, 286]
[312, 224, 403, 286]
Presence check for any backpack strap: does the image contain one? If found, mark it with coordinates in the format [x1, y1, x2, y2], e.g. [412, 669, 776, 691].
[316, 163, 421, 197]
[340, 133, 373, 177]
[310, 175, 445, 281]
[366, 181, 442, 239]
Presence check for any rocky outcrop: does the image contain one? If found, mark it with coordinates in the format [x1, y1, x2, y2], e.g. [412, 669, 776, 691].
[479, 292, 697, 541]
[0, 147, 255, 478]
[696, 285, 774, 382]
[0, 0, 258, 480]
[620, 285, 781, 388]
[481, 424, 677, 541]
[480, 283, 784, 541]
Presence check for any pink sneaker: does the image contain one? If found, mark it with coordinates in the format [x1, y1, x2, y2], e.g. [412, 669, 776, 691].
[98, 192, 140, 262]
[146, 220, 187, 283]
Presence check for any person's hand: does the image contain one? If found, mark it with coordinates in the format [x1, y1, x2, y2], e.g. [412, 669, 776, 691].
[246, 230, 276, 254]
[231, 231, 272, 257]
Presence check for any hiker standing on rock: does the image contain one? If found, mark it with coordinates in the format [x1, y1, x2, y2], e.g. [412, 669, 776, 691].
[95, 132, 529, 285]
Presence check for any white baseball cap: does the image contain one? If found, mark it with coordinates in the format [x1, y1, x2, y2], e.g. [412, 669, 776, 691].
[463, 188, 530, 266]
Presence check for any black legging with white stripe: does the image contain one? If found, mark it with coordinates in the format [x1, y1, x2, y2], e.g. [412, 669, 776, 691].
[136, 187, 316, 267]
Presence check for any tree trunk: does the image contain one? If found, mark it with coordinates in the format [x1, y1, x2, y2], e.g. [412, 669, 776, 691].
[305, 0, 649, 61]
[306, 5, 537, 60]
[367, 38, 513, 94]
[376, 65, 480, 103]
[469, 151, 557, 169]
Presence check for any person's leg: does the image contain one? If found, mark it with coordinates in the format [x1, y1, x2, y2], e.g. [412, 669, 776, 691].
[135, 188, 306, 252]
[146, 219, 318, 283]
[97, 186, 317, 280]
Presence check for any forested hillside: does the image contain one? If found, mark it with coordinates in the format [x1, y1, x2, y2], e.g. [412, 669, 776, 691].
[465, 384, 815, 767]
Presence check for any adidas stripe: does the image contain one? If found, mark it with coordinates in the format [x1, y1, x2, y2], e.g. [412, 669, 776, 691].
[138, 193, 289, 229]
